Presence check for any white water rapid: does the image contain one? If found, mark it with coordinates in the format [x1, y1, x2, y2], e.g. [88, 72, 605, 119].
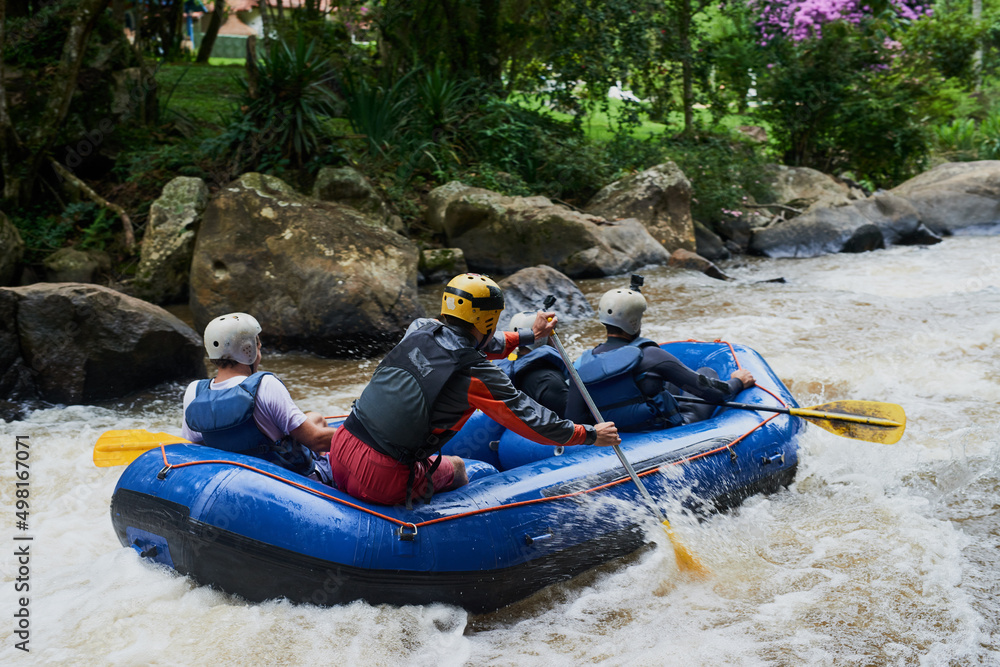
[2, 234, 998, 665]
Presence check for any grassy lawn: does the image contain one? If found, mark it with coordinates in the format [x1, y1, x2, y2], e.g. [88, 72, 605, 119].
[208, 57, 246, 66]
[155, 62, 245, 126]
[153, 61, 768, 149]
[513, 94, 761, 141]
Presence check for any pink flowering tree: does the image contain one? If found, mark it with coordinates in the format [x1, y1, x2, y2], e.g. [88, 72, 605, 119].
[755, 0, 928, 44]
[750, 0, 940, 186]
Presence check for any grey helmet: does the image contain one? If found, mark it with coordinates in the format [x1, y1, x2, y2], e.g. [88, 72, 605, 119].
[203, 313, 261, 365]
[598, 288, 647, 336]
[507, 311, 546, 350]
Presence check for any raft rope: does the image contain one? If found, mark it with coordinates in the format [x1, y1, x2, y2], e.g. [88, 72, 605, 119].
[155, 340, 791, 533]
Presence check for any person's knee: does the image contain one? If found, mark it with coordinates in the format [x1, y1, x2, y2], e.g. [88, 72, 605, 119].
[449, 456, 468, 489]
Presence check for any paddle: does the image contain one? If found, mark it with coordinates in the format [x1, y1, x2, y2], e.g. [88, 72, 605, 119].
[93, 430, 191, 467]
[673, 396, 906, 444]
[93, 415, 347, 468]
[541, 296, 709, 576]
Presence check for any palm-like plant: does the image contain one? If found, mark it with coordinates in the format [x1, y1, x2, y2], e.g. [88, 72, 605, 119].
[415, 65, 472, 134]
[341, 73, 414, 157]
[237, 34, 339, 166]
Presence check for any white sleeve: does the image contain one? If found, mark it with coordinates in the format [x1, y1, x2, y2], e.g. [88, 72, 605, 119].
[180, 381, 204, 443]
[253, 375, 308, 442]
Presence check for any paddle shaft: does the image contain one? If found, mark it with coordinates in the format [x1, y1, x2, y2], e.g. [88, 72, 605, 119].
[673, 395, 903, 427]
[547, 329, 668, 524]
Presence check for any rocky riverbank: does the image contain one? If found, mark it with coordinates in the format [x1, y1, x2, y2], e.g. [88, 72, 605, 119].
[2, 159, 999, 411]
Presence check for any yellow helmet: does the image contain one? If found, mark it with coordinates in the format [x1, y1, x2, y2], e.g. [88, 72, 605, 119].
[441, 273, 505, 336]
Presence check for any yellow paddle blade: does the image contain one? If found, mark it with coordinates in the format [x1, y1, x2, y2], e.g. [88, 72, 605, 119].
[793, 400, 906, 444]
[93, 429, 191, 467]
[662, 519, 710, 577]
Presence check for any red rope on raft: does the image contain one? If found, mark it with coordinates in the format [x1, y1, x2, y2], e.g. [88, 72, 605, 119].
[155, 340, 790, 531]
[157, 445, 418, 532]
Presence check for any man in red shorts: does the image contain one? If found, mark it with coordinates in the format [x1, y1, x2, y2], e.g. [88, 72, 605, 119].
[329, 273, 620, 507]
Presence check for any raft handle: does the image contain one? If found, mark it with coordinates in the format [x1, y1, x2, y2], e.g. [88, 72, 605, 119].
[396, 524, 418, 541]
[761, 453, 785, 466]
[156, 465, 172, 480]
[524, 533, 552, 546]
[133, 539, 160, 559]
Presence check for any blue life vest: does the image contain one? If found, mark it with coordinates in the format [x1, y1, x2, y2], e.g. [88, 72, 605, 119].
[574, 338, 683, 432]
[495, 346, 566, 384]
[185, 372, 323, 477]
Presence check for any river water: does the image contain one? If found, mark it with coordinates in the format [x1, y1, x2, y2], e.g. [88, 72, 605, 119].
[2, 234, 998, 665]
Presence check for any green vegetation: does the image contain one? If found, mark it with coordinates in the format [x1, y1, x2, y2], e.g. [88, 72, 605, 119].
[5, 0, 1000, 278]
[156, 63, 244, 126]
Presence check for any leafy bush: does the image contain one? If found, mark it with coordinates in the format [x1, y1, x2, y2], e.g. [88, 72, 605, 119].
[978, 112, 1000, 159]
[755, 18, 933, 187]
[933, 118, 980, 160]
[465, 97, 586, 190]
[341, 73, 414, 157]
[903, 7, 984, 86]
[458, 164, 535, 197]
[415, 65, 473, 133]
[11, 202, 118, 264]
[234, 34, 339, 167]
[661, 133, 775, 225]
[928, 111, 1000, 161]
[10, 206, 73, 264]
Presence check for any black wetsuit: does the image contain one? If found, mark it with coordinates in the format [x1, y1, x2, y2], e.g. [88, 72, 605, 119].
[565, 338, 743, 425]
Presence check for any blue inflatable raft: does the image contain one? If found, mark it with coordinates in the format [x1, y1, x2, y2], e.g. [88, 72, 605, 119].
[110, 341, 804, 613]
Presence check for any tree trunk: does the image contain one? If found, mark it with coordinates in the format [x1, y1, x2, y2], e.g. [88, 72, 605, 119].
[245, 35, 260, 100]
[477, 0, 502, 89]
[112, 0, 126, 26]
[50, 159, 135, 249]
[439, 0, 472, 76]
[258, 0, 273, 45]
[0, 0, 26, 203]
[973, 0, 983, 91]
[679, 0, 693, 134]
[131, 0, 145, 57]
[196, 1, 225, 63]
[11, 0, 111, 206]
[165, 0, 184, 57]
[7, 0, 31, 19]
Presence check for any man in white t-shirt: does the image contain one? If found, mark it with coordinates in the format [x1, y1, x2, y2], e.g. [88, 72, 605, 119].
[182, 313, 337, 483]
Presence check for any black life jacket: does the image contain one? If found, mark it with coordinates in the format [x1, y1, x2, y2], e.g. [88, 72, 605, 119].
[353, 321, 486, 461]
[574, 337, 683, 432]
[351, 320, 485, 505]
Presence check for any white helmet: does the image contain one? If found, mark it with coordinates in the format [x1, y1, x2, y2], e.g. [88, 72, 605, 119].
[203, 313, 261, 365]
[598, 288, 646, 336]
[507, 311, 545, 350]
